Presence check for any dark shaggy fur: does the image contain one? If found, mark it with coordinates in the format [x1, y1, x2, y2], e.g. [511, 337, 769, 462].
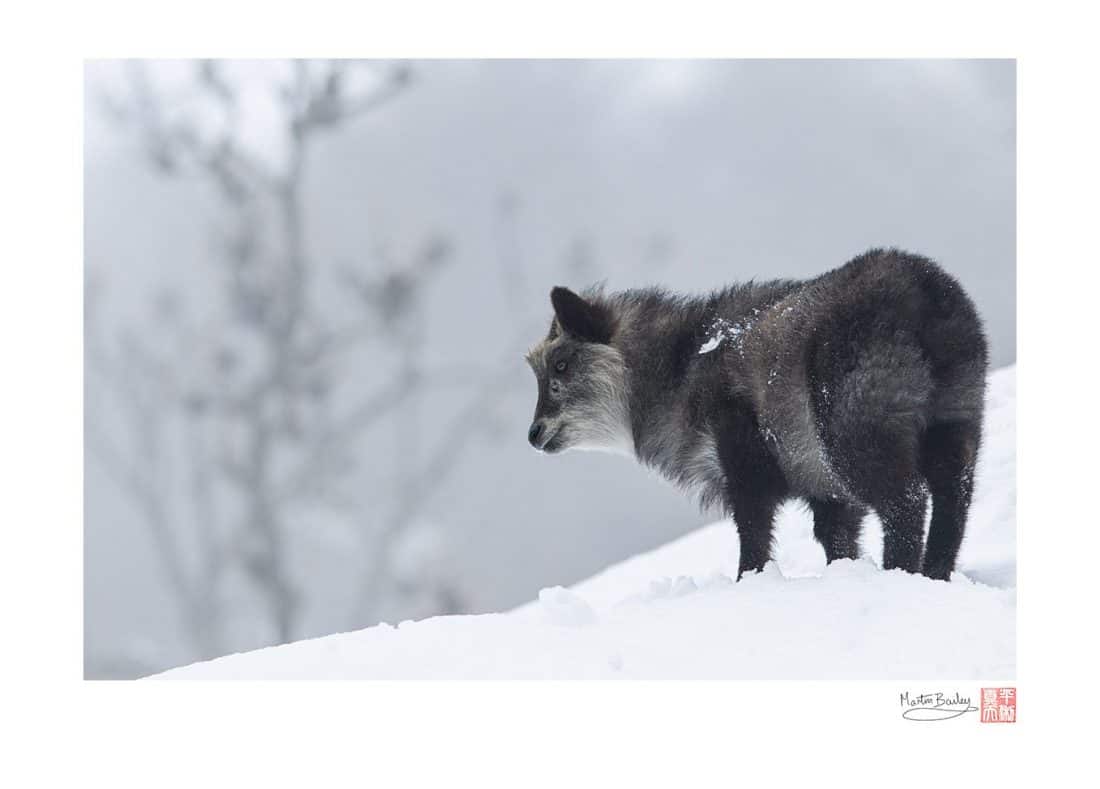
[526, 248, 988, 581]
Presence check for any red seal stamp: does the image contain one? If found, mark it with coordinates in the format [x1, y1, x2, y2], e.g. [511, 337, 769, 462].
[980, 687, 1016, 722]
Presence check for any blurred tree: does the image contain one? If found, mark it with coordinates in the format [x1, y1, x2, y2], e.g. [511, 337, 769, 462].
[85, 60, 518, 663]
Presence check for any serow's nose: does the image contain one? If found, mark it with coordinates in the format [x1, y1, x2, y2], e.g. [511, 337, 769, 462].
[528, 421, 544, 448]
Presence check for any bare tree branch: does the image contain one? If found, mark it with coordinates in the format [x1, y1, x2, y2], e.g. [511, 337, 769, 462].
[91, 58, 548, 664]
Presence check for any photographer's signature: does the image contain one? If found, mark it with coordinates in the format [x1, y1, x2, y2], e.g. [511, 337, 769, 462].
[900, 691, 978, 721]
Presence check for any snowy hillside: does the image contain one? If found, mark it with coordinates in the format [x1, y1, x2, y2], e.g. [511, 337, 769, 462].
[152, 366, 1015, 680]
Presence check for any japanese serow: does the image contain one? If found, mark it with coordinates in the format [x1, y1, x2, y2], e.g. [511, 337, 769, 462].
[525, 248, 987, 581]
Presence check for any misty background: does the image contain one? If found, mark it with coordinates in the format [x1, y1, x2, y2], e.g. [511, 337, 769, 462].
[84, 59, 1015, 678]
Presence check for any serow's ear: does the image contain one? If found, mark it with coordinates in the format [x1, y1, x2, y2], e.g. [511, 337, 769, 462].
[550, 286, 614, 344]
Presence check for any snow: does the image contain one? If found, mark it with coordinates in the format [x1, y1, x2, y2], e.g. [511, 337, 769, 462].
[697, 316, 745, 354]
[697, 335, 723, 354]
[536, 586, 598, 627]
[152, 365, 1016, 680]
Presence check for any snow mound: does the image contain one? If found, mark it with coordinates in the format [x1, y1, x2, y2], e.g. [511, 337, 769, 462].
[537, 586, 598, 627]
[152, 366, 1015, 680]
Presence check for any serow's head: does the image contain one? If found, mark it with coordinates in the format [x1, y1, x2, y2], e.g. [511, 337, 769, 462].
[525, 287, 631, 456]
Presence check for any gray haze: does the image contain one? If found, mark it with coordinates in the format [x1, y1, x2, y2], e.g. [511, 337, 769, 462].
[84, 59, 1015, 678]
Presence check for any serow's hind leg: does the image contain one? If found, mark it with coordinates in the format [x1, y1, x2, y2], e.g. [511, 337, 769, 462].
[812, 332, 935, 575]
[920, 421, 980, 581]
[876, 480, 928, 572]
[833, 421, 928, 574]
[809, 499, 867, 563]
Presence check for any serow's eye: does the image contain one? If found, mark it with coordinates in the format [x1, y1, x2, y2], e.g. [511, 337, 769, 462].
[554, 359, 567, 374]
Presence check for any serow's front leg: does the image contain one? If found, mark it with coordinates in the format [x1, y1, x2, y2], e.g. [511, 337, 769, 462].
[732, 496, 780, 580]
